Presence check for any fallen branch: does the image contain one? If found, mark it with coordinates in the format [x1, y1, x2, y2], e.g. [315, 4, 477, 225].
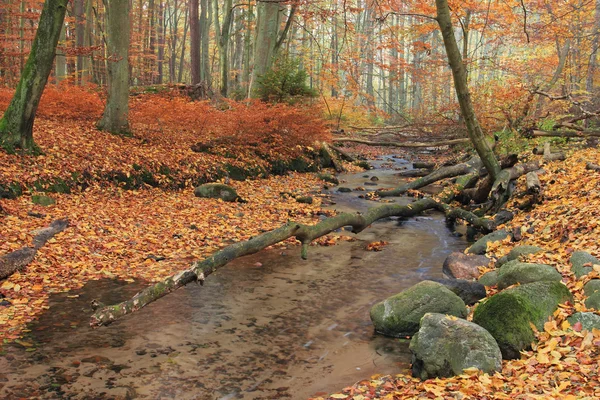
[90, 198, 442, 327]
[377, 156, 482, 197]
[490, 161, 540, 212]
[0, 219, 68, 280]
[332, 137, 470, 148]
[530, 130, 600, 138]
[543, 142, 566, 161]
[395, 169, 431, 178]
[526, 172, 541, 195]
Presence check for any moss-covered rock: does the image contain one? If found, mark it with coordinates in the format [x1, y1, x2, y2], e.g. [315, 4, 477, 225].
[410, 313, 502, 380]
[370, 281, 467, 338]
[317, 173, 339, 185]
[497, 245, 544, 267]
[194, 183, 240, 202]
[585, 291, 600, 310]
[478, 270, 499, 287]
[584, 279, 600, 296]
[467, 230, 510, 255]
[567, 312, 600, 332]
[496, 261, 562, 290]
[570, 251, 600, 278]
[31, 195, 56, 206]
[295, 196, 313, 204]
[473, 281, 573, 359]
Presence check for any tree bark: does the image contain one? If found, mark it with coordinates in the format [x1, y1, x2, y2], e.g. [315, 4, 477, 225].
[190, 0, 200, 84]
[250, 0, 281, 96]
[0, 0, 69, 153]
[97, 0, 130, 134]
[435, 0, 501, 180]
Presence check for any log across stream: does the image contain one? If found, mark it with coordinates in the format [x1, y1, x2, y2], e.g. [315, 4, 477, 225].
[0, 155, 468, 399]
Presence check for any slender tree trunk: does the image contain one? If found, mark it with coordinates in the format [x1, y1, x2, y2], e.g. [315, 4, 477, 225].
[75, 0, 85, 84]
[241, 1, 253, 93]
[177, 6, 189, 82]
[199, 0, 209, 84]
[0, 0, 69, 153]
[157, 1, 165, 84]
[189, 0, 200, 84]
[148, 0, 156, 84]
[55, 24, 67, 85]
[97, 0, 130, 134]
[82, 0, 94, 83]
[587, 0, 600, 92]
[214, 0, 233, 96]
[435, 0, 500, 180]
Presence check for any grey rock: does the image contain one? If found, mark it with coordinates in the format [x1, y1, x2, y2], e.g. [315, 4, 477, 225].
[585, 291, 600, 310]
[442, 252, 490, 280]
[370, 281, 467, 337]
[337, 187, 352, 193]
[496, 261, 562, 290]
[567, 312, 600, 332]
[430, 278, 487, 305]
[584, 279, 600, 296]
[496, 245, 544, 267]
[467, 230, 510, 255]
[570, 251, 600, 278]
[194, 183, 240, 202]
[410, 313, 502, 380]
[478, 270, 499, 287]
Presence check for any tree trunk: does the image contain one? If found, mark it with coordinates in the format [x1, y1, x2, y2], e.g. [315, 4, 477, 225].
[214, 0, 233, 96]
[75, 0, 85, 84]
[190, 0, 200, 84]
[97, 0, 130, 134]
[157, 0, 165, 84]
[250, 0, 281, 96]
[199, 0, 210, 84]
[0, 0, 69, 153]
[435, 0, 501, 180]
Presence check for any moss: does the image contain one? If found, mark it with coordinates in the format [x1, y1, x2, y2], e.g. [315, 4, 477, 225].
[473, 281, 572, 359]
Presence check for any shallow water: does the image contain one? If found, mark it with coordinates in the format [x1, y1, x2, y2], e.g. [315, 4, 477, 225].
[0, 156, 467, 399]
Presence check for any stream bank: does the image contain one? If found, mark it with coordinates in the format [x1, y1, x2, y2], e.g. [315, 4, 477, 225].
[0, 155, 468, 399]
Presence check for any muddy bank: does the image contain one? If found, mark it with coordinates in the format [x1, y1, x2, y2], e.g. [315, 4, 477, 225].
[0, 156, 467, 399]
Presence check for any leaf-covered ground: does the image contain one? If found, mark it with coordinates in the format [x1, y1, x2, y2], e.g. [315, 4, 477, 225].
[314, 147, 600, 399]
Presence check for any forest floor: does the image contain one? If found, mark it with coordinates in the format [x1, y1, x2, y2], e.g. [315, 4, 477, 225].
[315, 146, 600, 399]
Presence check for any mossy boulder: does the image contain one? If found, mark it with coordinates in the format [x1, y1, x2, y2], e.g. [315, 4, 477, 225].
[32, 195, 56, 206]
[295, 196, 313, 204]
[317, 173, 339, 185]
[584, 279, 600, 296]
[467, 230, 510, 255]
[585, 291, 600, 310]
[497, 245, 544, 267]
[410, 313, 502, 380]
[478, 270, 499, 287]
[430, 278, 487, 305]
[496, 261, 562, 290]
[370, 281, 468, 338]
[194, 183, 240, 202]
[473, 281, 573, 359]
[567, 312, 600, 332]
[570, 251, 600, 278]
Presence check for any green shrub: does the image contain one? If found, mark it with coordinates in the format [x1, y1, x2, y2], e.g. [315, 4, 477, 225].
[255, 58, 317, 104]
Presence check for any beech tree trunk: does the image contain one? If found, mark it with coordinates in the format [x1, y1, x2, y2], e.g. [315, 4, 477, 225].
[190, 0, 200, 85]
[97, 0, 130, 134]
[0, 0, 69, 153]
[250, 0, 281, 96]
[435, 0, 501, 180]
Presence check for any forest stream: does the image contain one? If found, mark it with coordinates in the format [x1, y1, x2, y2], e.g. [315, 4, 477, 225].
[0, 156, 468, 399]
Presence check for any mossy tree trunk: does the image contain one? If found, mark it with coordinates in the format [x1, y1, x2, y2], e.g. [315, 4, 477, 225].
[435, 0, 501, 181]
[0, 0, 69, 153]
[97, 0, 130, 134]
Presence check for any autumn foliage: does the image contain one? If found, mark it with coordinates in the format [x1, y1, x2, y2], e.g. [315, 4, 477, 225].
[0, 87, 330, 195]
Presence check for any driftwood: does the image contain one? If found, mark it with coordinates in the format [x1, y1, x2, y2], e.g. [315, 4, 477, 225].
[0, 219, 68, 280]
[332, 137, 470, 148]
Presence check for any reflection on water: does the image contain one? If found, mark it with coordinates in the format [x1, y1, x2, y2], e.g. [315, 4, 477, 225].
[0, 156, 467, 399]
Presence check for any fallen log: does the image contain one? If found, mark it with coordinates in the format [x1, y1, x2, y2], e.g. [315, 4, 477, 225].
[377, 156, 482, 197]
[331, 138, 470, 148]
[530, 130, 600, 138]
[395, 169, 431, 178]
[526, 172, 541, 195]
[489, 161, 541, 212]
[543, 142, 566, 161]
[0, 219, 68, 280]
[320, 143, 346, 173]
[413, 161, 436, 169]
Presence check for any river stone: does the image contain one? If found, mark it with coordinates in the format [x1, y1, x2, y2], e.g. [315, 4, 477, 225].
[478, 270, 499, 287]
[410, 313, 502, 380]
[473, 281, 573, 359]
[32, 195, 56, 206]
[442, 252, 490, 280]
[317, 173, 339, 185]
[496, 261, 562, 290]
[585, 291, 600, 310]
[337, 187, 352, 193]
[567, 312, 600, 332]
[497, 245, 544, 267]
[584, 279, 600, 296]
[467, 230, 510, 255]
[295, 196, 313, 204]
[194, 183, 239, 202]
[370, 281, 468, 337]
[430, 278, 486, 305]
[570, 251, 600, 278]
